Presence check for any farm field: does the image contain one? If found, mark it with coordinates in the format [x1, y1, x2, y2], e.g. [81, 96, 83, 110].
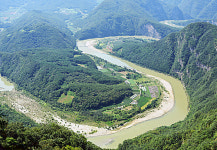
[58, 91, 76, 104]
[80, 53, 163, 128]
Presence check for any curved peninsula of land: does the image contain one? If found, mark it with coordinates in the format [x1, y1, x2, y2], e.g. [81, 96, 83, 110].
[77, 39, 188, 149]
[77, 40, 175, 133]
[0, 38, 188, 149]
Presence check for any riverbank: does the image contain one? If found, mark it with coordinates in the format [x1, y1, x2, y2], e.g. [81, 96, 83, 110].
[0, 39, 175, 138]
[0, 38, 188, 149]
[49, 39, 175, 137]
[80, 40, 174, 135]
[78, 39, 188, 149]
[119, 75, 174, 130]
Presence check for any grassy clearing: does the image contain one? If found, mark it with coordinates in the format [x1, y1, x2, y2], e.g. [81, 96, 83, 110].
[100, 69, 109, 73]
[74, 55, 82, 57]
[58, 91, 75, 104]
[135, 77, 150, 83]
[99, 68, 126, 81]
[137, 97, 151, 107]
[128, 79, 136, 85]
[122, 106, 133, 111]
[141, 98, 156, 110]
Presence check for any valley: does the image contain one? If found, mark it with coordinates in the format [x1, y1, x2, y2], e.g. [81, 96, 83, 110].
[77, 39, 188, 148]
[0, 37, 188, 149]
[0, 0, 217, 149]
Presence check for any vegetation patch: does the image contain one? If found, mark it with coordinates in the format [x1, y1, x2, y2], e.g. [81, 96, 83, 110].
[74, 54, 82, 57]
[73, 39, 164, 128]
[58, 91, 75, 104]
[137, 96, 151, 108]
[141, 98, 156, 110]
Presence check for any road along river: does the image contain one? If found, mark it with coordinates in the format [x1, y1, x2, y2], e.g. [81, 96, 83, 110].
[77, 39, 189, 149]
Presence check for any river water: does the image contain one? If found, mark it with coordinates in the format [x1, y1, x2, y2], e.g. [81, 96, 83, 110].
[0, 76, 14, 91]
[77, 40, 189, 149]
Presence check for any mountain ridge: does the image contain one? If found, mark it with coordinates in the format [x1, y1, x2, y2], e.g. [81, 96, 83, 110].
[116, 22, 217, 149]
[76, 0, 179, 40]
[0, 11, 76, 52]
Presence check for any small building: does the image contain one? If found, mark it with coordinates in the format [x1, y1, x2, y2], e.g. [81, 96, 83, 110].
[97, 66, 103, 70]
[130, 100, 138, 105]
[125, 80, 130, 84]
[130, 94, 138, 99]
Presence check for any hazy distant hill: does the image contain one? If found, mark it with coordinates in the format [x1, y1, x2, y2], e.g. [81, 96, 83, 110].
[0, 11, 76, 52]
[0, 0, 99, 12]
[162, 0, 217, 20]
[76, 0, 179, 39]
[117, 22, 217, 149]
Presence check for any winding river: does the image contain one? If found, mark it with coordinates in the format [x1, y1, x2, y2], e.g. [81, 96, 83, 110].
[77, 39, 189, 149]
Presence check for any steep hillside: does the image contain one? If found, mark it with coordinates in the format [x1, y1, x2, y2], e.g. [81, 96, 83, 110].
[111, 33, 176, 73]
[0, 49, 132, 111]
[0, 117, 101, 149]
[0, 11, 132, 112]
[0, 104, 37, 127]
[163, 0, 217, 20]
[178, 0, 211, 19]
[117, 22, 217, 149]
[76, 0, 179, 40]
[0, 11, 76, 52]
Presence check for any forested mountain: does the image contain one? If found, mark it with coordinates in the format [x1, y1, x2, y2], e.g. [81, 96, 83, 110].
[0, 49, 132, 110]
[0, 0, 100, 12]
[76, 0, 179, 40]
[0, 117, 101, 149]
[0, 104, 37, 127]
[1, 1, 217, 149]
[117, 22, 217, 149]
[0, 11, 132, 111]
[0, 11, 76, 52]
[0, 10, 131, 149]
[162, 0, 217, 20]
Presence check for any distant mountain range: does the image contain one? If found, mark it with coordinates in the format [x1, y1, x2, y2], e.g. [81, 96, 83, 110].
[0, 0, 100, 12]
[167, 0, 217, 19]
[0, 1, 217, 149]
[76, 0, 217, 39]
[2, 0, 217, 40]
[0, 11, 76, 52]
[76, 0, 180, 39]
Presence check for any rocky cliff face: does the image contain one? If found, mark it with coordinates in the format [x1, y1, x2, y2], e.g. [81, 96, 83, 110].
[144, 24, 161, 39]
[170, 23, 217, 86]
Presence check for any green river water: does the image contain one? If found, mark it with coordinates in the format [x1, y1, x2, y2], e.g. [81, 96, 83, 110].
[77, 40, 189, 149]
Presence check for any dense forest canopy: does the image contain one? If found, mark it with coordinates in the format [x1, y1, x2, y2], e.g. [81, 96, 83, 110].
[117, 22, 217, 149]
[0, 11, 132, 111]
[0, 48, 132, 111]
[160, 0, 217, 20]
[75, 0, 180, 40]
[0, 116, 101, 149]
[0, 11, 76, 52]
[1, 0, 217, 149]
